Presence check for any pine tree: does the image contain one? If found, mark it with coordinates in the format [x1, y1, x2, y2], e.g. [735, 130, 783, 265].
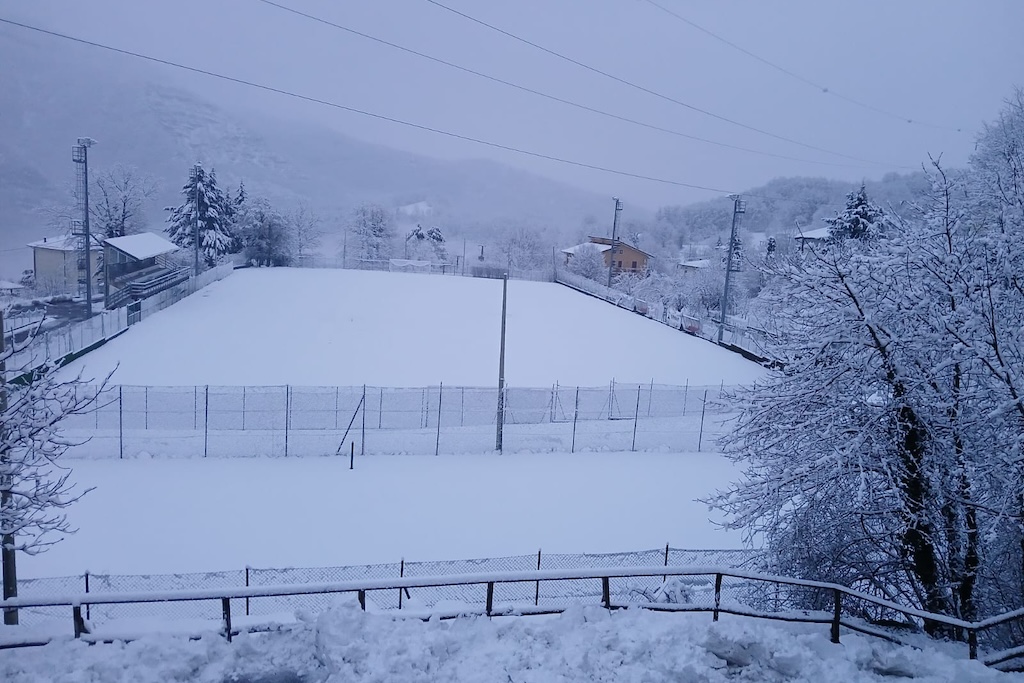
[164, 164, 234, 267]
[825, 184, 889, 242]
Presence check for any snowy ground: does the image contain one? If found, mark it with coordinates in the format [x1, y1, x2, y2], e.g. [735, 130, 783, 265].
[19, 451, 742, 579]
[58, 268, 766, 387]
[2, 604, 1013, 683]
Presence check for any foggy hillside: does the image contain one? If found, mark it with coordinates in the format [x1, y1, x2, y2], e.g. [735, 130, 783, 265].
[0, 26, 610, 277]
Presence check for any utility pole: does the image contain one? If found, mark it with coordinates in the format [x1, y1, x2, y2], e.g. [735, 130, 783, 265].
[495, 272, 508, 452]
[718, 195, 746, 344]
[72, 138, 96, 318]
[0, 311, 15, 625]
[606, 197, 623, 289]
[190, 164, 202, 276]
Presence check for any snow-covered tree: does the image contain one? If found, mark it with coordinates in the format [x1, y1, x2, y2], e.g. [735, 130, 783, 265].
[2, 313, 107, 624]
[291, 203, 322, 262]
[426, 226, 447, 262]
[498, 226, 545, 272]
[237, 198, 293, 267]
[824, 184, 890, 243]
[90, 164, 158, 239]
[566, 243, 605, 281]
[712, 94, 1024, 632]
[164, 164, 234, 267]
[404, 224, 426, 259]
[351, 203, 394, 261]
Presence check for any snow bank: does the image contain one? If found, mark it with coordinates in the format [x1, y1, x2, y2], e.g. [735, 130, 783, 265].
[58, 268, 766, 387]
[1, 603, 1009, 682]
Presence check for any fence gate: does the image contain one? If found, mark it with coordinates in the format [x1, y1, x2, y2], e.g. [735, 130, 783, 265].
[127, 301, 142, 326]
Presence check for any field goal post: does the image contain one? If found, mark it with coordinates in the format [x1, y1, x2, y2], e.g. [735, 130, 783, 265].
[388, 259, 432, 274]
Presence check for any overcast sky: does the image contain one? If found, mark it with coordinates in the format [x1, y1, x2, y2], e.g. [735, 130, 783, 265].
[4, 0, 1023, 208]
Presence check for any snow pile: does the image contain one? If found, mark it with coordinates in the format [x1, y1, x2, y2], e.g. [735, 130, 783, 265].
[1, 602, 1010, 682]
[57, 268, 766, 387]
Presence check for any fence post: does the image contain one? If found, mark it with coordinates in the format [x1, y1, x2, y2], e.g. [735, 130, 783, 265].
[571, 387, 580, 453]
[144, 386, 149, 430]
[350, 441, 355, 470]
[435, 383, 443, 456]
[831, 589, 841, 644]
[118, 385, 124, 459]
[631, 384, 641, 452]
[194, 386, 198, 430]
[968, 629, 978, 660]
[461, 386, 465, 427]
[358, 590, 366, 611]
[663, 543, 669, 582]
[682, 379, 688, 416]
[399, 559, 405, 609]
[713, 573, 722, 621]
[334, 386, 339, 430]
[647, 379, 654, 417]
[222, 597, 233, 642]
[535, 549, 542, 606]
[84, 571, 91, 620]
[697, 389, 708, 452]
[486, 582, 494, 616]
[241, 386, 246, 431]
[73, 605, 86, 638]
[204, 385, 210, 458]
[602, 577, 611, 609]
[550, 383, 556, 422]
[284, 385, 291, 457]
[361, 385, 366, 456]
[379, 387, 384, 430]
[245, 566, 250, 616]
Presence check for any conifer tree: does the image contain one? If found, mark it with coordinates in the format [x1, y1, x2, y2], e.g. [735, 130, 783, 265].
[164, 164, 234, 266]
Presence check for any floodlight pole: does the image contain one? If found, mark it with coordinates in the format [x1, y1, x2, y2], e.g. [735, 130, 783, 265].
[72, 138, 96, 318]
[606, 197, 623, 289]
[495, 272, 508, 452]
[718, 195, 745, 344]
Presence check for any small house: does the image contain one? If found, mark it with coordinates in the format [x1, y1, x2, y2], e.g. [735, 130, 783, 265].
[27, 235, 102, 296]
[562, 236, 652, 274]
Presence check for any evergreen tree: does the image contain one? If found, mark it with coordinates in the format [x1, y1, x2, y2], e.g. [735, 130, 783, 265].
[352, 203, 394, 261]
[238, 198, 293, 267]
[164, 164, 234, 267]
[825, 184, 889, 242]
[426, 226, 448, 262]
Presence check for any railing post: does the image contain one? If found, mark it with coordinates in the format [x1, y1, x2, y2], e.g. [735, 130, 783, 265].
[358, 590, 366, 611]
[73, 605, 87, 638]
[968, 629, 978, 660]
[602, 577, 611, 609]
[486, 581, 494, 616]
[713, 573, 722, 621]
[831, 589, 841, 644]
[222, 597, 233, 642]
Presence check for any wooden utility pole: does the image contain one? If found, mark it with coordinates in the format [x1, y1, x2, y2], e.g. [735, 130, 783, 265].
[0, 311, 17, 625]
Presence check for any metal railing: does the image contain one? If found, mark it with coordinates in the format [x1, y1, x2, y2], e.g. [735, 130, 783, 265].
[5, 564, 1021, 666]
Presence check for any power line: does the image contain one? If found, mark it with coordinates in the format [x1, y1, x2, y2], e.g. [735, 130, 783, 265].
[253, 0, 875, 170]
[639, 0, 963, 134]
[0, 17, 752, 197]
[421, 0, 906, 168]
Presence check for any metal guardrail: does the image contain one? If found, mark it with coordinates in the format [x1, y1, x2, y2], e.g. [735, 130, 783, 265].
[4, 564, 1020, 665]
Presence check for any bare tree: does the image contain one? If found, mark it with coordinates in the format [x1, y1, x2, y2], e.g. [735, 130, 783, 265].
[1, 311, 108, 624]
[291, 202, 323, 262]
[38, 164, 158, 240]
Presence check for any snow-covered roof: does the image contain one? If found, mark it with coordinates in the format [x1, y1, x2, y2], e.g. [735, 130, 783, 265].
[27, 235, 100, 252]
[678, 258, 712, 269]
[561, 242, 611, 255]
[794, 226, 831, 241]
[104, 232, 180, 260]
[0, 280, 24, 290]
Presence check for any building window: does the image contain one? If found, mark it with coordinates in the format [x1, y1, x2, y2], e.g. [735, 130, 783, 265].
[632, 261, 638, 269]
[617, 260, 622, 268]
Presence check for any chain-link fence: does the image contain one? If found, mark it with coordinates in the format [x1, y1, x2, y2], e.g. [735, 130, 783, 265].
[60, 382, 739, 458]
[14, 546, 758, 629]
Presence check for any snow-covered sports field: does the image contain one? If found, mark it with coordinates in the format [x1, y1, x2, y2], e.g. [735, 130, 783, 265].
[27, 269, 764, 580]
[59, 268, 766, 387]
